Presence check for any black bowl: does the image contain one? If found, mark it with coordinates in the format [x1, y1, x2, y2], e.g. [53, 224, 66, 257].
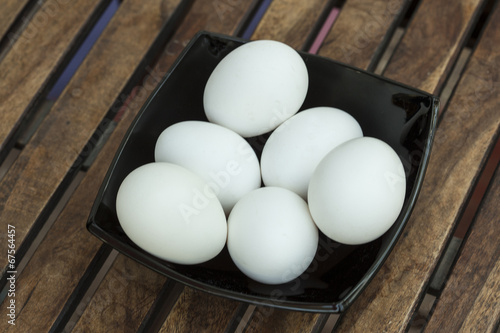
[87, 31, 439, 313]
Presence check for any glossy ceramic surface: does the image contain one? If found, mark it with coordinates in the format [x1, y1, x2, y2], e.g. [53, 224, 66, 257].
[87, 31, 439, 313]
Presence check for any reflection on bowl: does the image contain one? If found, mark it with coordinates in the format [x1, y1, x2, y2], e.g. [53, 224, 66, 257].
[87, 31, 439, 313]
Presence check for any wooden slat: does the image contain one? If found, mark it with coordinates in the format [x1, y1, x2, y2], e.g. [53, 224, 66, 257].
[71, 254, 167, 332]
[0, 0, 109, 158]
[335, 1, 500, 331]
[158, 287, 242, 332]
[251, 0, 330, 50]
[152, 0, 255, 64]
[70, 0, 257, 331]
[244, 308, 326, 333]
[383, 0, 487, 94]
[0, 0, 178, 273]
[0, 0, 30, 41]
[318, 0, 409, 71]
[424, 164, 500, 332]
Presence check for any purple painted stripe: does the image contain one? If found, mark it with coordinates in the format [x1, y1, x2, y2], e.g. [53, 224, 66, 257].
[47, 0, 120, 100]
[240, 0, 273, 40]
[308, 7, 339, 54]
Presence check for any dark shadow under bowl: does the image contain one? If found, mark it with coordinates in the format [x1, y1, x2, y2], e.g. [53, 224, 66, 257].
[87, 31, 439, 313]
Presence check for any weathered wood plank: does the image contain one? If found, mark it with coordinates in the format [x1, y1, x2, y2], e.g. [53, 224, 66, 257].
[72, 254, 167, 333]
[251, 0, 330, 50]
[244, 308, 326, 333]
[335, 1, 500, 331]
[0, 0, 109, 160]
[0, 159, 104, 332]
[383, 0, 487, 94]
[154, 0, 256, 66]
[70, 0, 256, 331]
[0, 0, 30, 41]
[0, 0, 178, 272]
[158, 287, 242, 332]
[318, 0, 409, 71]
[424, 167, 500, 332]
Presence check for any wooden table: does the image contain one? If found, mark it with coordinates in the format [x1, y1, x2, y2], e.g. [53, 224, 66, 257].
[0, 0, 499, 331]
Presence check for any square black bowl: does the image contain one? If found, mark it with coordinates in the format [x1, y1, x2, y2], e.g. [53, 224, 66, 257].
[87, 31, 439, 313]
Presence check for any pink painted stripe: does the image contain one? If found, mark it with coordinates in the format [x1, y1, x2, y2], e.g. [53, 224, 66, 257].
[308, 7, 340, 54]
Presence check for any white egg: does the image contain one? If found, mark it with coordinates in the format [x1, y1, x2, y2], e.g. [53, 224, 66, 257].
[116, 162, 227, 265]
[308, 137, 406, 245]
[261, 107, 363, 199]
[227, 187, 318, 285]
[203, 40, 308, 137]
[155, 121, 261, 215]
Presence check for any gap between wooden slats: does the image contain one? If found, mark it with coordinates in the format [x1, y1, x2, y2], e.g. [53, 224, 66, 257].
[0, 0, 38, 61]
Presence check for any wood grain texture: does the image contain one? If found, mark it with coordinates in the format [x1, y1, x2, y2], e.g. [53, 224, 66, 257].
[155, 0, 256, 68]
[0, 0, 177, 272]
[244, 308, 325, 333]
[335, 2, 500, 331]
[70, 0, 256, 330]
[0, 0, 30, 41]
[383, 0, 486, 94]
[158, 287, 242, 332]
[251, 0, 330, 50]
[318, 0, 407, 70]
[423, 166, 500, 331]
[0, 0, 107, 155]
[72, 254, 167, 333]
